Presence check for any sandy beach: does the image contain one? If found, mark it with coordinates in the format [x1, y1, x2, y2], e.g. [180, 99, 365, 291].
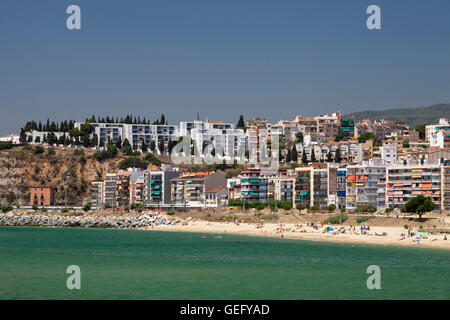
[144, 219, 450, 249]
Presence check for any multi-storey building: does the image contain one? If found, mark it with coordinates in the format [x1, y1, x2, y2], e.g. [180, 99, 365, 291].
[346, 160, 386, 211]
[435, 131, 450, 149]
[28, 186, 55, 207]
[443, 160, 450, 211]
[130, 170, 145, 205]
[91, 181, 103, 207]
[294, 163, 328, 209]
[241, 168, 268, 202]
[380, 141, 398, 164]
[144, 169, 180, 205]
[328, 164, 347, 209]
[74, 122, 177, 152]
[116, 170, 131, 207]
[339, 115, 355, 139]
[314, 113, 340, 140]
[103, 173, 117, 207]
[124, 124, 177, 153]
[386, 162, 442, 211]
[171, 171, 226, 206]
[426, 118, 450, 146]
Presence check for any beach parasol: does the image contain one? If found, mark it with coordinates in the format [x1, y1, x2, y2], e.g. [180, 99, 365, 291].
[327, 226, 334, 231]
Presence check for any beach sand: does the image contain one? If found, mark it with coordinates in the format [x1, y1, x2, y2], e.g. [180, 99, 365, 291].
[143, 220, 450, 249]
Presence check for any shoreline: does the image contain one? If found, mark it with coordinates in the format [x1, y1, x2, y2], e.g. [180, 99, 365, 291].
[142, 220, 450, 250]
[1, 211, 449, 250]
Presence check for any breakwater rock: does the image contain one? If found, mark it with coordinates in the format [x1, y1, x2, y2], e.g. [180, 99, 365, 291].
[0, 212, 178, 229]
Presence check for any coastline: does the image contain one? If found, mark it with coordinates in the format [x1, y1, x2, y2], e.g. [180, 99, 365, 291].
[143, 220, 450, 250]
[1, 211, 449, 250]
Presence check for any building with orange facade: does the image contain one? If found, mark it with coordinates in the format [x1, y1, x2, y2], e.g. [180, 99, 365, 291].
[29, 186, 55, 206]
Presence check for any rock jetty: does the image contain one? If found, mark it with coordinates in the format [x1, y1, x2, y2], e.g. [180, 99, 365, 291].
[0, 212, 178, 229]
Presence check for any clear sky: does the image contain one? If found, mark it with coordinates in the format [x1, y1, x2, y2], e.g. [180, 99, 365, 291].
[1, 0, 450, 135]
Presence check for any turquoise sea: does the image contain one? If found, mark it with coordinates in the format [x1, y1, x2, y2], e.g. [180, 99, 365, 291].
[0, 226, 449, 299]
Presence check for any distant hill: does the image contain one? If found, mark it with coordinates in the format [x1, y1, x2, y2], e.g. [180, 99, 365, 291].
[348, 103, 450, 128]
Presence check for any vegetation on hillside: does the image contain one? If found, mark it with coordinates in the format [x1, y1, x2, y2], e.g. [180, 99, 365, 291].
[348, 103, 450, 128]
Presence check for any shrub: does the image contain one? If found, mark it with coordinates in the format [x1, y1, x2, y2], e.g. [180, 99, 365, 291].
[296, 204, 306, 211]
[0, 141, 13, 150]
[355, 205, 377, 213]
[82, 204, 91, 212]
[104, 203, 112, 209]
[386, 207, 395, 213]
[325, 214, 348, 224]
[94, 144, 118, 161]
[356, 216, 375, 224]
[47, 148, 56, 155]
[167, 209, 175, 215]
[32, 204, 38, 210]
[282, 202, 293, 210]
[61, 207, 69, 213]
[144, 153, 161, 166]
[41, 207, 47, 213]
[73, 149, 85, 156]
[326, 204, 336, 212]
[22, 145, 33, 151]
[118, 157, 147, 170]
[33, 146, 45, 154]
[311, 206, 320, 212]
[404, 224, 409, 230]
[1, 205, 13, 213]
[340, 208, 346, 213]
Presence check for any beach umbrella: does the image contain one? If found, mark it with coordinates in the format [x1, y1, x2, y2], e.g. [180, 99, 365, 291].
[359, 222, 367, 225]
[327, 226, 334, 231]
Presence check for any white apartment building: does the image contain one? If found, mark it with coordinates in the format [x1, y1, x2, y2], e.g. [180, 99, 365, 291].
[426, 118, 450, 147]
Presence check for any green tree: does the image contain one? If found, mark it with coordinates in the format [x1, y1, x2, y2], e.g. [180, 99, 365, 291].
[115, 136, 122, 149]
[335, 148, 342, 163]
[159, 139, 165, 154]
[415, 124, 426, 140]
[402, 141, 410, 148]
[141, 141, 148, 153]
[150, 140, 156, 153]
[404, 195, 435, 220]
[335, 128, 345, 142]
[82, 203, 91, 212]
[302, 150, 307, 164]
[358, 132, 376, 143]
[291, 144, 298, 162]
[236, 115, 245, 129]
[295, 132, 304, 144]
[311, 148, 316, 162]
[327, 151, 333, 162]
[286, 149, 292, 162]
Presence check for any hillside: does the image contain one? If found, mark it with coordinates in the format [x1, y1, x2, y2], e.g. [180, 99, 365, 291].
[0, 146, 160, 206]
[348, 103, 450, 128]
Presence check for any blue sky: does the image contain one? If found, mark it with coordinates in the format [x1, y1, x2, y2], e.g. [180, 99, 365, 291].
[1, 0, 450, 134]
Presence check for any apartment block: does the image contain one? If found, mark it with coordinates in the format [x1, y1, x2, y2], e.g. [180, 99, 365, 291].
[116, 170, 131, 208]
[91, 181, 104, 207]
[346, 160, 386, 211]
[443, 160, 450, 211]
[240, 168, 268, 202]
[386, 163, 442, 211]
[171, 171, 227, 206]
[294, 163, 328, 209]
[104, 173, 117, 207]
[144, 169, 180, 204]
[328, 164, 347, 209]
[426, 118, 450, 147]
[339, 115, 355, 139]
